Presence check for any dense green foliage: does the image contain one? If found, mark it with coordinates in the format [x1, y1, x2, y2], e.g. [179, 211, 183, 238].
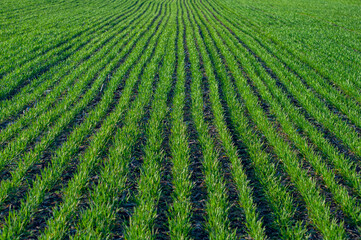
[0, 0, 360, 239]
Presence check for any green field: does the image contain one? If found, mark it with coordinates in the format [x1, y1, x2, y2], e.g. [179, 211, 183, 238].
[0, 0, 361, 239]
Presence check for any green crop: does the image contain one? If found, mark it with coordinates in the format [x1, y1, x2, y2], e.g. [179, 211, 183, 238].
[0, 0, 359, 239]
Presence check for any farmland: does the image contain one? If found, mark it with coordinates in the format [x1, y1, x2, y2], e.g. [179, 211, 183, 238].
[0, 0, 361, 238]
